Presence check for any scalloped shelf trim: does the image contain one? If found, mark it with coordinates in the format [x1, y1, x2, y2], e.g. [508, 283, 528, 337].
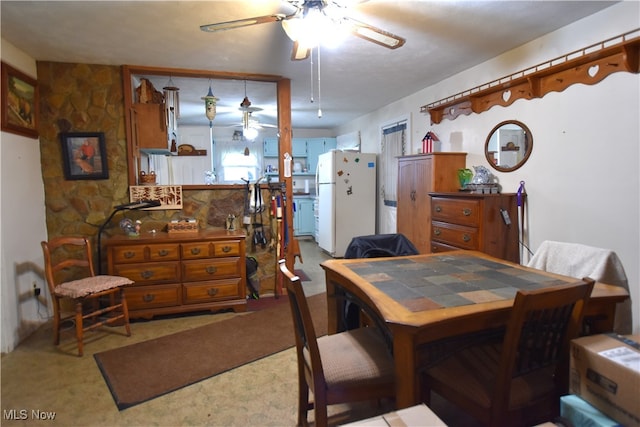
[421, 30, 640, 124]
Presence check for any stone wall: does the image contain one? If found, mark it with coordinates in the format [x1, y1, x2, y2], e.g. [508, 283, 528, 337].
[36, 61, 276, 295]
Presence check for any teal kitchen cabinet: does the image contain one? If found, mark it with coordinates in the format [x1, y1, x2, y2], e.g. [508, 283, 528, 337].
[293, 198, 315, 236]
[306, 137, 337, 173]
[292, 138, 308, 158]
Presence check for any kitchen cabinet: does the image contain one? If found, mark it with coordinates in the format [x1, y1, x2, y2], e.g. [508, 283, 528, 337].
[132, 103, 169, 152]
[294, 197, 315, 236]
[264, 137, 336, 177]
[263, 137, 279, 157]
[264, 137, 308, 158]
[292, 139, 308, 158]
[430, 192, 521, 263]
[105, 229, 247, 319]
[396, 153, 467, 253]
[306, 137, 337, 173]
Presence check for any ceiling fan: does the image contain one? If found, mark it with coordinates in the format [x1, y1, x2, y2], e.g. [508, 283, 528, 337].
[200, 0, 406, 60]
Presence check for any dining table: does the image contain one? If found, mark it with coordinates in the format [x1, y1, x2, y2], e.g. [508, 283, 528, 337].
[320, 250, 630, 408]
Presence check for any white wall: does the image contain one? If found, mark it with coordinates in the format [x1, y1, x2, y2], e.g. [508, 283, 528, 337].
[336, 2, 640, 334]
[0, 39, 49, 352]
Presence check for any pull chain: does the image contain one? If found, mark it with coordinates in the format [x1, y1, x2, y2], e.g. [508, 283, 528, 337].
[317, 43, 322, 118]
[310, 48, 314, 103]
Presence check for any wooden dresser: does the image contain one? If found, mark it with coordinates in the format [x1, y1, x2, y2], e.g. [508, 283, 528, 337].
[105, 229, 247, 319]
[397, 153, 467, 253]
[429, 192, 521, 263]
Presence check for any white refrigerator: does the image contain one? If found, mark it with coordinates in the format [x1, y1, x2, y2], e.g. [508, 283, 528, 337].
[315, 150, 377, 257]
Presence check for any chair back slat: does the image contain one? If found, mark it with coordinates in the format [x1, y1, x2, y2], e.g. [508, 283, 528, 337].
[492, 278, 595, 423]
[41, 236, 96, 293]
[515, 303, 576, 375]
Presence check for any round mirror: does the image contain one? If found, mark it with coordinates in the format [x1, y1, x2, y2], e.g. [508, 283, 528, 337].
[485, 120, 533, 172]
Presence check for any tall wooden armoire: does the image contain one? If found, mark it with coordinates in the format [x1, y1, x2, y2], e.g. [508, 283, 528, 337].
[396, 153, 467, 253]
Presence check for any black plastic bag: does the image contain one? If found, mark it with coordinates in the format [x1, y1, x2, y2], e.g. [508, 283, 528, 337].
[246, 256, 260, 299]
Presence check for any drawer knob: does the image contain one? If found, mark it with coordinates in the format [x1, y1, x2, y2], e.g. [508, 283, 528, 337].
[158, 249, 169, 257]
[462, 208, 472, 216]
[191, 247, 201, 255]
[141, 270, 154, 279]
[433, 229, 441, 236]
[207, 288, 219, 296]
[142, 294, 155, 302]
[221, 246, 232, 253]
[205, 266, 218, 274]
[124, 251, 135, 259]
[435, 205, 442, 213]
[462, 234, 471, 242]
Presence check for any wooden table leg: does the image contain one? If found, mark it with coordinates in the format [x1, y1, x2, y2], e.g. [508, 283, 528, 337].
[393, 331, 418, 409]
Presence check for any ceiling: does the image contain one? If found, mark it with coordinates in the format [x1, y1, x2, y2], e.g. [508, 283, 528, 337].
[1, 1, 617, 130]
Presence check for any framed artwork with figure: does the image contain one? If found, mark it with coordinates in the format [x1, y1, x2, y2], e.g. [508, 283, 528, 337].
[60, 132, 109, 180]
[1, 61, 39, 138]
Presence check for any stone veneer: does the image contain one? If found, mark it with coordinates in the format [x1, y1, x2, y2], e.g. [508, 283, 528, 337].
[37, 61, 276, 295]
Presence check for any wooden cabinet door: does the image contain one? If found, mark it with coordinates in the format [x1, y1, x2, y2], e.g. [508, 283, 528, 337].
[263, 137, 278, 157]
[397, 157, 432, 253]
[292, 138, 308, 157]
[293, 198, 313, 236]
[132, 103, 168, 151]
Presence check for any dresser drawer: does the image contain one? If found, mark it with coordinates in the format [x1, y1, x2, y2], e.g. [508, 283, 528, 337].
[181, 242, 213, 260]
[111, 243, 179, 263]
[432, 221, 479, 250]
[125, 283, 181, 310]
[432, 197, 481, 227]
[431, 241, 460, 254]
[182, 257, 242, 282]
[113, 261, 181, 283]
[212, 240, 242, 257]
[111, 245, 146, 263]
[147, 243, 180, 261]
[183, 279, 242, 304]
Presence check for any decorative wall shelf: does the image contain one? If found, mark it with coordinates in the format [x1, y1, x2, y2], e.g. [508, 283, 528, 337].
[421, 30, 640, 124]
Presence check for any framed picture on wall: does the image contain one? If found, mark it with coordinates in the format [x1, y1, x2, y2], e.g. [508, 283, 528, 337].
[60, 132, 109, 180]
[1, 61, 39, 139]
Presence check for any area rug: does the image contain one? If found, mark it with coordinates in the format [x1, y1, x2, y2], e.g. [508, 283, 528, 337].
[294, 269, 311, 281]
[94, 293, 327, 410]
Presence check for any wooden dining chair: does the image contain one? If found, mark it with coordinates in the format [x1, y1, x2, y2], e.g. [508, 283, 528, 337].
[422, 278, 595, 427]
[41, 236, 133, 356]
[278, 259, 396, 427]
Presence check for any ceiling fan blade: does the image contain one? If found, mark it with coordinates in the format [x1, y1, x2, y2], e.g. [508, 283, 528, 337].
[200, 14, 288, 33]
[344, 17, 405, 49]
[291, 40, 311, 61]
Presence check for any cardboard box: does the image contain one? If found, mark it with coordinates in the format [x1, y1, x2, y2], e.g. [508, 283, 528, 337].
[341, 404, 446, 426]
[570, 334, 640, 427]
[561, 394, 622, 427]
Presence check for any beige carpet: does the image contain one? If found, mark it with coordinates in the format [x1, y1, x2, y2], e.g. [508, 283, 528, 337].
[94, 293, 327, 410]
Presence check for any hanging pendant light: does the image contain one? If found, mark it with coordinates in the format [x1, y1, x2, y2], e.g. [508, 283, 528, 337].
[163, 77, 180, 130]
[201, 82, 219, 122]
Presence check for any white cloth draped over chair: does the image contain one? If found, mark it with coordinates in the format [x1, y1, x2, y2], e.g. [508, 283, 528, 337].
[527, 240, 632, 334]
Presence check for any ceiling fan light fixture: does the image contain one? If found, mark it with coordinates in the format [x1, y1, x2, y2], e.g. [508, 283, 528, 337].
[243, 126, 259, 141]
[281, 18, 302, 42]
[282, 8, 346, 50]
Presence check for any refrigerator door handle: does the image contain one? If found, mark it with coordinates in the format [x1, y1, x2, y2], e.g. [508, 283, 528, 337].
[315, 160, 320, 198]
